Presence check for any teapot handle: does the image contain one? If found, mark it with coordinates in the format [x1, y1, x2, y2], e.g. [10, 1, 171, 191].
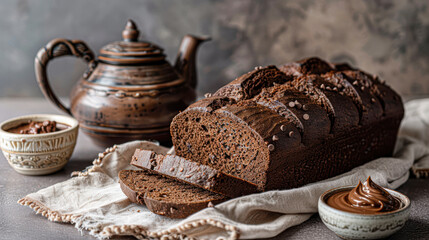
[35, 38, 96, 115]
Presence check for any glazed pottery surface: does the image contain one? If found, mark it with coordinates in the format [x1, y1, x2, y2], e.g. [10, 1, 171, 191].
[318, 186, 410, 240]
[0, 114, 79, 175]
[35, 19, 209, 147]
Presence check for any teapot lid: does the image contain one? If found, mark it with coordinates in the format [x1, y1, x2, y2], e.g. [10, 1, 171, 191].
[98, 20, 166, 65]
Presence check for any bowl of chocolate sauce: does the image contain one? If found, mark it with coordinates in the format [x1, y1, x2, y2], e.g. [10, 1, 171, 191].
[7, 120, 70, 135]
[318, 177, 410, 240]
[0, 114, 79, 175]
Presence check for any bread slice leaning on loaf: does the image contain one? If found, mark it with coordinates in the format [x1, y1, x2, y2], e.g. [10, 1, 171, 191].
[170, 57, 404, 192]
[130, 149, 260, 198]
[119, 170, 227, 218]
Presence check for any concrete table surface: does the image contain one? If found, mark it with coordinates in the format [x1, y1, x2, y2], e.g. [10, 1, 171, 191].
[0, 98, 428, 240]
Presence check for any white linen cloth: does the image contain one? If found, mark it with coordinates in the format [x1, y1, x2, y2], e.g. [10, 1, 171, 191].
[18, 99, 429, 240]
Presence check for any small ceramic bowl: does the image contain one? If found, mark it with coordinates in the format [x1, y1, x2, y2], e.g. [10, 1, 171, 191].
[318, 186, 410, 240]
[0, 114, 79, 175]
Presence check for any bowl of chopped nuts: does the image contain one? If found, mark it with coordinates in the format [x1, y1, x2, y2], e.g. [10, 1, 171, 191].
[0, 114, 79, 175]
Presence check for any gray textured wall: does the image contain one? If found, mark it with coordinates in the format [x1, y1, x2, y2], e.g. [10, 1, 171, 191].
[0, 0, 428, 98]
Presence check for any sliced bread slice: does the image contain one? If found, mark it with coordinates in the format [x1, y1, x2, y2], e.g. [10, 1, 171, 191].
[130, 149, 260, 198]
[118, 170, 227, 218]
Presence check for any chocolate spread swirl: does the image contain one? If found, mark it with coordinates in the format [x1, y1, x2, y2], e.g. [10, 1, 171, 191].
[8, 120, 69, 134]
[326, 177, 401, 214]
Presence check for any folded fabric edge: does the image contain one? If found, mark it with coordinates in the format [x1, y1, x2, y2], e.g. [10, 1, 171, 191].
[17, 196, 79, 223]
[96, 219, 240, 240]
[17, 195, 240, 240]
[71, 145, 119, 177]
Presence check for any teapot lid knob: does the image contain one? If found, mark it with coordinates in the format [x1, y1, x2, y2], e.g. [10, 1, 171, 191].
[99, 19, 165, 64]
[122, 19, 140, 42]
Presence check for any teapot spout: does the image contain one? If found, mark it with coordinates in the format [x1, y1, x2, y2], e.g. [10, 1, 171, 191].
[174, 35, 210, 89]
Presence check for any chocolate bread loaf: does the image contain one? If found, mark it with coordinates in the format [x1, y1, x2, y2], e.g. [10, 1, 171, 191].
[130, 149, 260, 198]
[170, 57, 403, 191]
[119, 170, 226, 218]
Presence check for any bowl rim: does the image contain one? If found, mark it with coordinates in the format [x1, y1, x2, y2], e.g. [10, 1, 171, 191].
[0, 114, 79, 138]
[319, 185, 411, 217]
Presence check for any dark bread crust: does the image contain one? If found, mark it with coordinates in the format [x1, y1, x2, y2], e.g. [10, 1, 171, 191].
[130, 149, 260, 198]
[171, 57, 404, 192]
[119, 172, 139, 204]
[118, 170, 226, 218]
[213, 66, 293, 101]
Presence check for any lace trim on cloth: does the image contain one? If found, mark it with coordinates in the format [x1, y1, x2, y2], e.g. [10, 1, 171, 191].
[17, 197, 79, 222]
[17, 144, 240, 240]
[17, 195, 239, 239]
[412, 166, 429, 178]
[98, 219, 239, 240]
[70, 145, 118, 177]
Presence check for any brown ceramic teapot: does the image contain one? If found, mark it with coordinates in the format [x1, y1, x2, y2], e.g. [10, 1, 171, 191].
[35, 20, 209, 146]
